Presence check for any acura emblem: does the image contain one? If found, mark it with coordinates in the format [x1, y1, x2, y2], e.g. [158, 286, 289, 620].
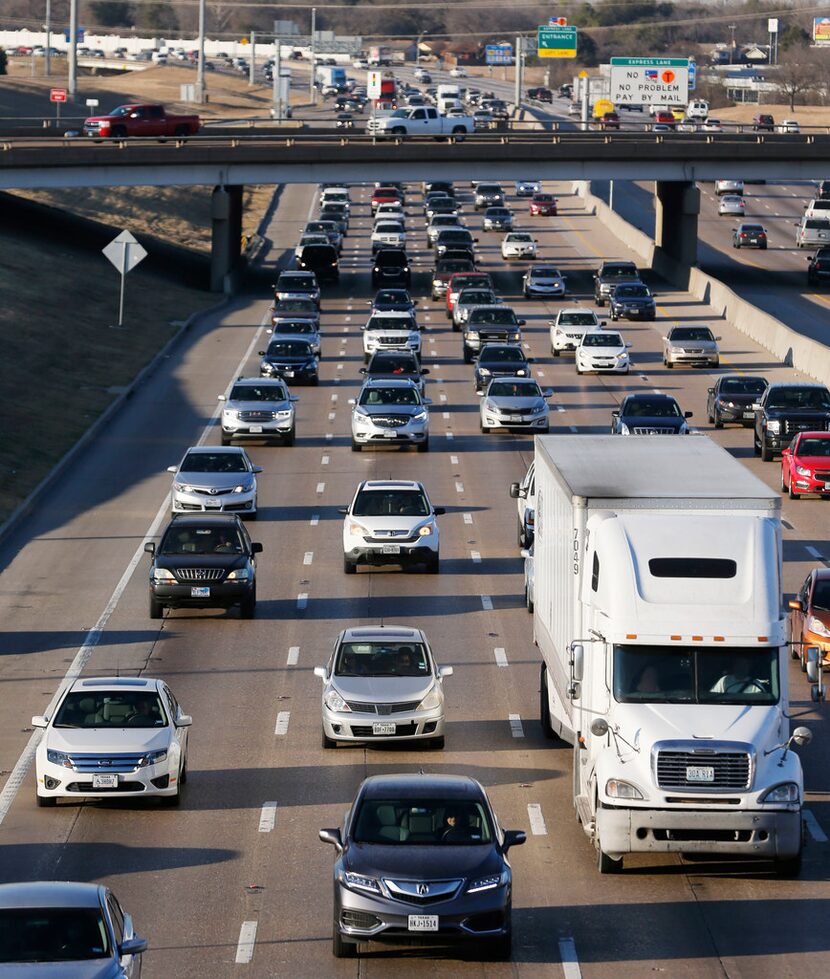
[417, 883, 429, 895]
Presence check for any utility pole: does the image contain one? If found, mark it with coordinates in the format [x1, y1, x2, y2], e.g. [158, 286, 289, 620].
[310, 7, 317, 104]
[273, 36, 282, 120]
[44, 0, 51, 77]
[197, 0, 206, 103]
[68, 0, 77, 99]
[729, 24, 736, 66]
[249, 31, 256, 86]
[514, 35, 522, 111]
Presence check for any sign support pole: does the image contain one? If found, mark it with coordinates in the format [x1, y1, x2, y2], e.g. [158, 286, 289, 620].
[116, 245, 127, 329]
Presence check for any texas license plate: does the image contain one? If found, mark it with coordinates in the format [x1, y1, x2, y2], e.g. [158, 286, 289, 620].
[686, 766, 715, 783]
[191, 586, 210, 597]
[283, 370, 294, 377]
[383, 430, 398, 438]
[373, 722, 396, 735]
[743, 411, 754, 419]
[92, 774, 118, 789]
[204, 498, 222, 508]
[408, 915, 438, 932]
[249, 425, 263, 433]
[381, 544, 401, 554]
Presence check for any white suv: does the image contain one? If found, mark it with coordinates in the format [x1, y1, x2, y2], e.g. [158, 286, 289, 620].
[33, 676, 191, 806]
[549, 307, 603, 356]
[371, 221, 407, 253]
[362, 310, 421, 362]
[341, 480, 444, 574]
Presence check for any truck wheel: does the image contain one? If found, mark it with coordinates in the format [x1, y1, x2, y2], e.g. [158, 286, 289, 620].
[761, 440, 772, 462]
[111, 126, 127, 138]
[552, 348, 560, 357]
[343, 556, 357, 574]
[174, 125, 190, 137]
[775, 837, 803, 878]
[451, 126, 467, 141]
[463, 347, 474, 364]
[149, 593, 163, 620]
[596, 843, 623, 874]
[391, 126, 406, 136]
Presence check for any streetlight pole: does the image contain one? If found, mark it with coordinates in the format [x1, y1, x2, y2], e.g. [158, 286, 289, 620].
[249, 31, 256, 86]
[729, 24, 736, 66]
[44, 0, 51, 77]
[68, 0, 77, 99]
[310, 7, 317, 104]
[197, 0, 206, 104]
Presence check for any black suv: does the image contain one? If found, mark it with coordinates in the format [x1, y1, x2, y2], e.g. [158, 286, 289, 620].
[593, 261, 641, 306]
[145, 514, 262, 619]
[611, 394, 693, 435]
[808, 247, 830, 287]
[259, 338, 319, 385]
[753, 382, 830, 460]
[296, 243, 339, 283]
[372, 248, 410, 287]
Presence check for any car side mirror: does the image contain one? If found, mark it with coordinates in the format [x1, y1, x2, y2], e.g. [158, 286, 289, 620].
[518, 319, 527, 326]
[217, 394, 226, 401]
[625, 342, 632, 348]
[337, 506, 349, 514]
[347, 398, 356, 405]
[421, 368, 430, 374]
[611, 410, 619, 418]
[543, 388, 554, 398]
[789, 599, 804, 611]
[31, 715, 48, 728]
[600, 320, 607, 326]
[313, 666, 327, 679]
[715, 336, 722, 341]
[258, 350, 266, 356]
[176, 714, 193, 727]
[433, 506, 446, 515]
[166, 466, 178, 473]
[439, 665, 454, 678]
[359, 367, 368, 374]
[423, 397, 433, 405]
[707, 387, 714, 394]
[144, 542, 156, 555]
[319, 828, 343, 852]
[251, 542, 264, 554]
[684, 411, 694, 418]
[118, 937, 148, 956]
[290, 396, 299, 402]
[503, 829, 527, 851]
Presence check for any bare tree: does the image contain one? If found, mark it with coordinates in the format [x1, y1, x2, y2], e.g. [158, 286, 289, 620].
[776, 48, 820, 111]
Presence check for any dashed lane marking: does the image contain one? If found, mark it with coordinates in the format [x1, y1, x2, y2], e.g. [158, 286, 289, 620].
[303, 552, 313, 565]
[259, 802, 277, 832]
[481, 595, 493, 610]
[559, 937, 583, 979]
[287, 646, 300, 666]
[297, 593, 308, 610]
[805, 809, 828, 843]
[509, 714, 525, 738]
[235, 921, 258, 964]
[463, 513, 473, 524]
[471, 551, 481, 563]
[494, 647, 508, 667]
[310, 514, 319, 526]
[316, 482, 325, 494]
[527, 802, 548, 835]
[275, 711, 290, 736]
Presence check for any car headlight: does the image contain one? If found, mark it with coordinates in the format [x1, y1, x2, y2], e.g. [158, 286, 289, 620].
[153, 568, 176, 584]
[46, 750, 72, 768]
[530, 403, 546, 415]
[226, 567, 250, 581]
[616, 352, 628, 360]
[605, 778, 645, 800]
[796, 465, 812, 477]
[232, 483, 252, 494]
[223, 409, 238, 419]
[516, 368, 527, 376]
[767, 420, 781, 432]
[466, 330, 479, 339]
[138, 749, 168, 768]
[467, 871, 508, 894]
[341, 871, 379, 893]
[679, 423, 689, 434]
[417, 685, 442, 711]
[808, 616, 830, 637]
[277, 409, 293, 417]
[509, 332, 521, 341]
[172, 482, 192, 493]
[412, 410, 427, 422]
[417, 523, 434, 536]
[408, 333, 420, 343]
[478, 367, 491, 376]
[325, 688, 351, 713]
[348, 520, 369, 536]
[760, 782, 800, 804]
[354, 406, 370, 418]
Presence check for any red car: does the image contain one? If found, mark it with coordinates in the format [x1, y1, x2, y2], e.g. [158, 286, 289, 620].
[371, 186, 403, 213]
[654, 110, 676, 128]
[781, 431, 830, 498]
[445, 271, 493, 318]
[529, 194, 557, 216]
[789, 567, 830, 670]
[598, 111, 620, 129]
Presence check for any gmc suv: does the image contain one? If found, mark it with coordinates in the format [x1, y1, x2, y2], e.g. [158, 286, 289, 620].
[593, 261, 641, 306]
[463, 306, 524, 363]
[753, 382, 830, 461]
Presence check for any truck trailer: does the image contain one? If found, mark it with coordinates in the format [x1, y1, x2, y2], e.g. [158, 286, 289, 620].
[531, 435, 811, 875]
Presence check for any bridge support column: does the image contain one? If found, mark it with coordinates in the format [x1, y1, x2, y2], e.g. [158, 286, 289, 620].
[210, 185, 244, 293]
[654, 180, 699, 268]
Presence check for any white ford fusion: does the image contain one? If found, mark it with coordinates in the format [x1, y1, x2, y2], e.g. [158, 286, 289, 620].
[33, 676, 191, 806]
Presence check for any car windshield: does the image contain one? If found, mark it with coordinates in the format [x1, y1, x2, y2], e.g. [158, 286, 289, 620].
[487, 209, 510, 217]
[453, 276, 490, 290]
[603, 265, 637, 277]
[489, 380, 541, 397]
[470, 309, 517, 324]
[353, 798, 493, 845]
[374, 290, 409, 304]
[180, 452, 247, 473]
[335, 641, 430, 677]
[615, 286, 650, 298]
[812, 579, 830, 611]
[368, 316, 415, 330]
[273, 321, 315, 335]
[307, 222, 336, 234]
[583, 333, 623, 347]
[300, 235, 328, 247]
[796, 436, 830, 457]
[266, 341, 313, 357]
[559, 312, 596, 326]
[719, 377, 767, 395]
[614, 645, 779, 705]
[767, 388, 830, 410]
[432, 216, 459, 227]
[360, 386, 420, 406]
[440, 231, 472, 241]
[0, 907, 111, 962]
[278, 274, 316, 290]
[229, 384, 287, 401]
[54, 690, 168, 728]
[370, 355, 417, 373]
[671, 327, 715, 341]
[477, 185, 501, 194]
[532, 267, 560, 277]
[624, 398, 681, 417]
[352, 489, 430, 516]
[439, 261, 474, 273]
[534, 195, 555, 202]
[480, 346, 525, 363]
[160, 524, 245, 555]
[508, 234, 532, 242]
[275, 299, 316, 312]
[458, 291, 494, 305]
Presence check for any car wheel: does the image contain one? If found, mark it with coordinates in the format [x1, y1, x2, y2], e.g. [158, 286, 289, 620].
[417, 437, 429, 453]
[463, 348, 474, 364]
[322, 729, 336, 749]
[665, 360, 674, 369]
[713, 409, 723, 430]
[518, 518, 527, 549]
[760, 243, 767, 250]
[343, 555, 357, 574]
[425, 553, 440, 574]
[525, 584, 534, 613]
[351, 440, 361, 452]
[753, 433, 761, 456]
[789, 477, 797, 500]
[149, 593, 164, 620]
[596, 297, 604, 307]
[36, 794, 57, 808]
[611, 312, 618, 321]
[735, 242, 741, 249]
[430, 736, 445, 750]
[283, 427, 295, 447]
[480, 422, 489, 433]
[332, 918, 357, 958]
[575, 364, 582, 375]
[239, 586, 257, 619]
[488, 929, 512, 961]
[552, 348, 560, 357]
[774, 850, 803, 879]
[761, 440, 772, 462]
[179, 756, 188, 785]
[221, 431, 232, 446]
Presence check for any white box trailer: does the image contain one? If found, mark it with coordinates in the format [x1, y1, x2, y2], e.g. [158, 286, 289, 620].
[532, 435, 811, 875]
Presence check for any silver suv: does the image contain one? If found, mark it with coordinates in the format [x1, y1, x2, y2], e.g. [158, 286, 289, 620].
[219, 377, 298, 446]
[349, 378, 431, 452]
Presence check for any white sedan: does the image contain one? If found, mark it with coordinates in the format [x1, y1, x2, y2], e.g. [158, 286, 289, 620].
[575, 329, 631, 374]
[515, 179, 541, 197]
[501, 232, 538, 260]
[449, 66, 467, 78]
[777, 119, 800, 133]
[33, 676, 191, 806]
[718, 194, 746, 217]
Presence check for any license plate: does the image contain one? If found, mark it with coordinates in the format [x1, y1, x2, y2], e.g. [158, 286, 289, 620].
[283, 370, 294, 377]
[686, 766, 715, 783]
[373, 722, 396, 735]
[383, 430, 398, 438]
[204, 499, 222, 508]
[743, 411, 754, 419]
[249, 425, 263, 433]
[506, 415, 522, 422]
[408, 915, 438, 932]
[381, 544, 401, 554]
[92, 774, 118, 789]
[191, 586, 210, 597]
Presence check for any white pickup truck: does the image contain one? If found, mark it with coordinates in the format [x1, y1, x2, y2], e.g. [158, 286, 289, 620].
[367, 106, 474, 138]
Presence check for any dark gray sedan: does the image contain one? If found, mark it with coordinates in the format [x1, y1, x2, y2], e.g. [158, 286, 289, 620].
[320, 773, 525, 960]
[609, 283, 656, 321]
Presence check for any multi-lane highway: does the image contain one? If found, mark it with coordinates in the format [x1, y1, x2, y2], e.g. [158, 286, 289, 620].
[1, 172, 830, 977]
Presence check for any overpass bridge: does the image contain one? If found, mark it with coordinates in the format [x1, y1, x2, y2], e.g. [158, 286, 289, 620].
[3, 130, 827, 289]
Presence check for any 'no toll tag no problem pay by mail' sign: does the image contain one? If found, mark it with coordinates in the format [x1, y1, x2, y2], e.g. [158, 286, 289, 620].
[609, 57, 689, 106]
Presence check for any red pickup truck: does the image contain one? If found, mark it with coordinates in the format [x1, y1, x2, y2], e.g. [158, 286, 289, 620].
[82, 104, 201, 138]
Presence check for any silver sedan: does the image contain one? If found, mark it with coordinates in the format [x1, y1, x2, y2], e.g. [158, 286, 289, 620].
[718, 194, 746, 217]
[479, 377, 553, 433]
[167, 446, 262, 518]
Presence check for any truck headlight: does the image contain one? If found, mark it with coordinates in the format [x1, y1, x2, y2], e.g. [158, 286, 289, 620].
[417, 685, 441, 711]
[767, 420, 781, 432]
[605, 778, 645, 800]
[808, 616, 830, 638]
[325, 689, 350, 713]
[153, 568, 176, 584]
[466, 331, 479, 340]
[760, 782, 800, 804]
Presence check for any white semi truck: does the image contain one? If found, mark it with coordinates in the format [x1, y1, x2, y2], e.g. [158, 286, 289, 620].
[531, 435, 812, 875]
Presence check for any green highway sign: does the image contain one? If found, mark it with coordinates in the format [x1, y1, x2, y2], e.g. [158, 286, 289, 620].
[610, 57, 689, 67]
[537, 25, 577, 59]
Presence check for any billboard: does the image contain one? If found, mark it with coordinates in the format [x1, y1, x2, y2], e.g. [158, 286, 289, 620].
[814, 17, 830, 43]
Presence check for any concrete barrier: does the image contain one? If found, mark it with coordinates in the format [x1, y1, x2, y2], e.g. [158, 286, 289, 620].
[571, 180, 830, 386]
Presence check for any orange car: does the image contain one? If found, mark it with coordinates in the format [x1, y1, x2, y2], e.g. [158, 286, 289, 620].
[789, 568, 830, 670]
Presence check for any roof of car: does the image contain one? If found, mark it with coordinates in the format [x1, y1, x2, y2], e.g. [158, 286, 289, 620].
[368, 310, 414, 320]
[340, 625, 424, 643]
[0, 881, 105, 910]
[182, 445, 247, 456]
[167, 513, 245, 527]
[765, 381, 829, 391]
[74, 676, 156, 689]
[360, 480, 424, 491]
[233, 376, 288, 386]
[359, 774, 484, 799]
[362, 377, 418, 388]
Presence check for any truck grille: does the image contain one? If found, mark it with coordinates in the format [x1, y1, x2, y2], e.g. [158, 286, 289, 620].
[782, 417, 830, 437]
[239, 410, 276, 422]
[370, 415, 410, 428]
[175, 568, 226, 582]
[656, 749, 751, 790]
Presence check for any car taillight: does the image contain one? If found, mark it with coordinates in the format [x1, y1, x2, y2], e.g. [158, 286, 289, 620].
[740, 233, 747, 238]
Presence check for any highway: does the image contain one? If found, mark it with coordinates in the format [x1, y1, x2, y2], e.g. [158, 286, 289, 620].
[1, 167, 830, 977]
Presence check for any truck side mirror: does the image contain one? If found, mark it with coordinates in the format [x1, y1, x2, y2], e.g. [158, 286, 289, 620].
[571, 643, 584, 683]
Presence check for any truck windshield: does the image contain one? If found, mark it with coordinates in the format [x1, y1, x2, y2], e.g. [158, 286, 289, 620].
[613, 645, 779, 705]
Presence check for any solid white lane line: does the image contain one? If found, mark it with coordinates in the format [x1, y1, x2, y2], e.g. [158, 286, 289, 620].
[463, 512, 473, 524]
[494, 647, 508, 667]
[471, 550, 481, 563]
[481, 595, 493, 610]
[0, 313, 268, 830]
[297, 593, 308, 610]
[559, 937, 583, 979]
[303, 552, 313, 565]
[805, 809, 828, 842]
[310, 514, 319, 526]
[287, 646, 300, 666]
[259, 802, 277, 832]
[455, 481, 464, 493]
[509, 713, 525, 738]
[527, 802, 548, 835]
[235, 921, 258, 964]
[316, 482, 325, 494]
[275, 711, 291, 735]
[321, 455, 330, 465]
